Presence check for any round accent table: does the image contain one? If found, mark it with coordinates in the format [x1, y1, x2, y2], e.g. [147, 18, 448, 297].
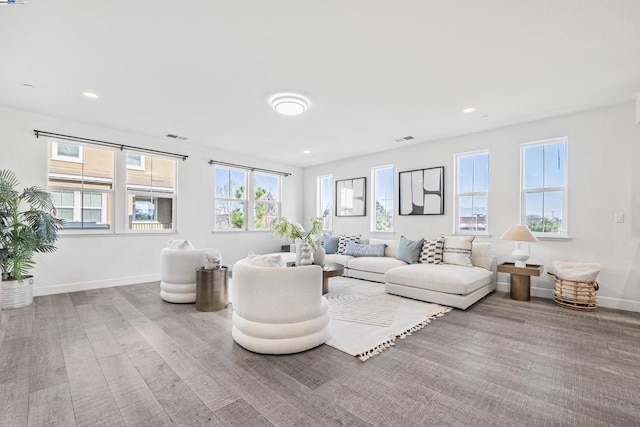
[321, 262, 344, 294]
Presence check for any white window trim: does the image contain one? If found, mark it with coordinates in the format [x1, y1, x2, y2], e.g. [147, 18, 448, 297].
[371, 164, 394, 233]
[520, 137, 569, 238]
[51, 141, 83, 163]
[213, 167, 282, 232]
[453, 150, 489, 236]
[317, 174, 333, 232]
[127, 191, 177, 233]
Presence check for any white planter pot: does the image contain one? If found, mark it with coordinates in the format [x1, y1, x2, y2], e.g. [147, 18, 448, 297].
[2, 276, 34, 309]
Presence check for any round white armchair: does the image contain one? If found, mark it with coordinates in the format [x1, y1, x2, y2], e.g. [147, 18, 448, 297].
[231, 257, 330, 354]
[160, 247, 211, 303]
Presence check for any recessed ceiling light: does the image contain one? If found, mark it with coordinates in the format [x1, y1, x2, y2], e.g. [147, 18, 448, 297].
[271, 94, 309, 116]
[82, 91, 99, 99]
[462, 106, 476, 113]
[303, 150, 311, 154]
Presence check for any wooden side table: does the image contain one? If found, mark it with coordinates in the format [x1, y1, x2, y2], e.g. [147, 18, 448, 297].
[497, 263, 544, 301]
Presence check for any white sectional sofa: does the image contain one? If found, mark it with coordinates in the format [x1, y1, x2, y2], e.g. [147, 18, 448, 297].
[325, 238, 496, 310]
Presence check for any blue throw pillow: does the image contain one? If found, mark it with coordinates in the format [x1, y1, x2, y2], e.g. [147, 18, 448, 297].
[344, 243, 386, 257]
[323, 235, 340, 254]
[396, 236, 424, 264]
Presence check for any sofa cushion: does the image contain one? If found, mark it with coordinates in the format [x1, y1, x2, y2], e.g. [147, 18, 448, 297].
[385, 264, 493, 295]
[443, 235, 475, 267]
[245, 253, 285, 267]
[325, 253, 355, 267]
[323, 235, 340, 254]
[396, 236, 424, 264]
[348, 256, 407, 275]
[419, 236, 444, 264]
[337, 234, 361, 254]
[345, 242, 386, 257]
[471, 243, 493, 270]
[369, 238, 400, 258]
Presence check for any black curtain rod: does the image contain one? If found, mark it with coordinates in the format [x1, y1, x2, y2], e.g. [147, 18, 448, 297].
[208, 159, 291, 177]
[34, 130, 188, 161]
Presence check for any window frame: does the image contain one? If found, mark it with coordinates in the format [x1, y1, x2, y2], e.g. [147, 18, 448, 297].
[47, 139, 179, 235]
[453, 150, 489, 235]
[317, 174, 333, 231]
[213, 166, 282, 232]
[520, 137, 569, 238]
[371, 164, 394, 233]
[125, 153, 146, 171]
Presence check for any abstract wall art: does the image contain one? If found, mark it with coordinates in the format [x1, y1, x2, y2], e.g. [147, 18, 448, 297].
[399, 166, 444, 215]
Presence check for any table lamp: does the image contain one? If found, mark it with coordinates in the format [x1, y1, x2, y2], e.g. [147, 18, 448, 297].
[500, 224, 538, 267]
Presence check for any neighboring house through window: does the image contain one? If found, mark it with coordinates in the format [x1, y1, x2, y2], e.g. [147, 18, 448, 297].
[521, 137, 568, 236]
[372, 165, 394, 232]
[454, 150, 489, 234]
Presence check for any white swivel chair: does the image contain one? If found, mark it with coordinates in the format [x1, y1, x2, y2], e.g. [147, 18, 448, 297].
[160, 246, 212, 303]
[231, 257, 330, 354]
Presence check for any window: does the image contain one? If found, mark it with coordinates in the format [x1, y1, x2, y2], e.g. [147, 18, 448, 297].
[47, 140, 178, 233]
[253, 172, 280, 230]
[213, 166, 281, 231]
[48, 142, 113, 230]
[126, 151, 176, 231]
[126, 153, 145, 170]
[454, 150, 489, 233]
[317, 175, 333, 230]
[372, 165, 393, 232]
[522, 138, 567, 236]
[51, 141, 83, 163]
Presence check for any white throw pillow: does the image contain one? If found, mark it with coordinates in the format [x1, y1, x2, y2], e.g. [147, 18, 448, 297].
[419, 236, 444, 264]
[337, 234, 361, 254]
[442, 236, 475, 267]
[245, 253, 285, 267]
[369, 238, 400, 258]
[168, 239, 195, 250]
[471, 243, 493, 270]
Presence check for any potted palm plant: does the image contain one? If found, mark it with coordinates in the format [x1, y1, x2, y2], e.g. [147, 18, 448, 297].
[0, 170, 64, 309]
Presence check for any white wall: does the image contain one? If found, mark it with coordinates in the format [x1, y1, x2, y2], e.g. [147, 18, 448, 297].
[0, 106, 304, 295]
[303, 102, 640, 312]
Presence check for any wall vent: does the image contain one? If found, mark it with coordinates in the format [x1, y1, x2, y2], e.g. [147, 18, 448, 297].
[166, 133, 188, 140]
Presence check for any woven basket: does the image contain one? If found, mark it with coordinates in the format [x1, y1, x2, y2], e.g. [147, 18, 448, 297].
[2, 276, 34, 309]
[549, 272, 598, 310]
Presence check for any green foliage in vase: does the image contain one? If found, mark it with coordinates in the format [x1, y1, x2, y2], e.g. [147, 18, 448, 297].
[270, 217, 323, 249]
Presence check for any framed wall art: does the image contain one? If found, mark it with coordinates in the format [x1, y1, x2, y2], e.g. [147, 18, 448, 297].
[335, 177, 366, 217]
[399, 166, 444, 215]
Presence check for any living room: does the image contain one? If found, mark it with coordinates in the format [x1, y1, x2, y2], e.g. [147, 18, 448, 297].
[1, 1, 639, 426]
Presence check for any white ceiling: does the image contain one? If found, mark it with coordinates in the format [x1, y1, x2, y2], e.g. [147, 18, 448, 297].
[1, 0, 639, 167]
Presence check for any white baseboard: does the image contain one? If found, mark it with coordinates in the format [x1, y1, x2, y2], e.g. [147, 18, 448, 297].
[33, 274, 161, 297]
[497, 281, 640, 313]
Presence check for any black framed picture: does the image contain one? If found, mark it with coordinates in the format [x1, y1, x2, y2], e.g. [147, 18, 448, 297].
[399, 166, 444, 215]
[335, 177, 366, 217]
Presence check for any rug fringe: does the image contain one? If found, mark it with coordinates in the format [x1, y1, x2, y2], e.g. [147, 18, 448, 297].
[356, 307, 452, 362]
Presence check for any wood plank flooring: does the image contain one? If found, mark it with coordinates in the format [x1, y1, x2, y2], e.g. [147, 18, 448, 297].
[1, 280, 639, 426]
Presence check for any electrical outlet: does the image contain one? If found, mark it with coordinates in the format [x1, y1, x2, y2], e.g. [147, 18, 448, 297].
[614, 213, 624, 223]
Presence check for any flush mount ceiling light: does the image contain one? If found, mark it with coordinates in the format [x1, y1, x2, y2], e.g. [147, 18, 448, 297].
[82, 91, 99, 99]
[462, 106, 476, 113]
[271, 94, 309, 116]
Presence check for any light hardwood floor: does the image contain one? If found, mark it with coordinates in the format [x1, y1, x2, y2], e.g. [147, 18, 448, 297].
[1, 281, 639, 426]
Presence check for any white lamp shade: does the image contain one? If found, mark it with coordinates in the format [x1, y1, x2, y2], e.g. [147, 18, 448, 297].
[500, 224, 538, 242]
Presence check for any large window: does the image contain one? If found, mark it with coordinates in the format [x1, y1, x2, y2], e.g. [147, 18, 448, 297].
[454, 150, 489, 234]
[48, 142, 113, 230]
[214, 166, 281, 231]
[317, 175, 333, 230]
[521, 138, 568, 236]
[47, 140, 178, 233]
[126, 151, 176, 231]
[372, 165, 393, 232]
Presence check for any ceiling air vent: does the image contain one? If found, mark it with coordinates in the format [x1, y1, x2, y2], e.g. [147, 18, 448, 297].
[166, 133, 188, 140]
[394, 136, 415, 143]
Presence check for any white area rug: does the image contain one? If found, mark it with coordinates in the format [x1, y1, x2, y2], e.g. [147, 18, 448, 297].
[325, 277, 451, 361]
